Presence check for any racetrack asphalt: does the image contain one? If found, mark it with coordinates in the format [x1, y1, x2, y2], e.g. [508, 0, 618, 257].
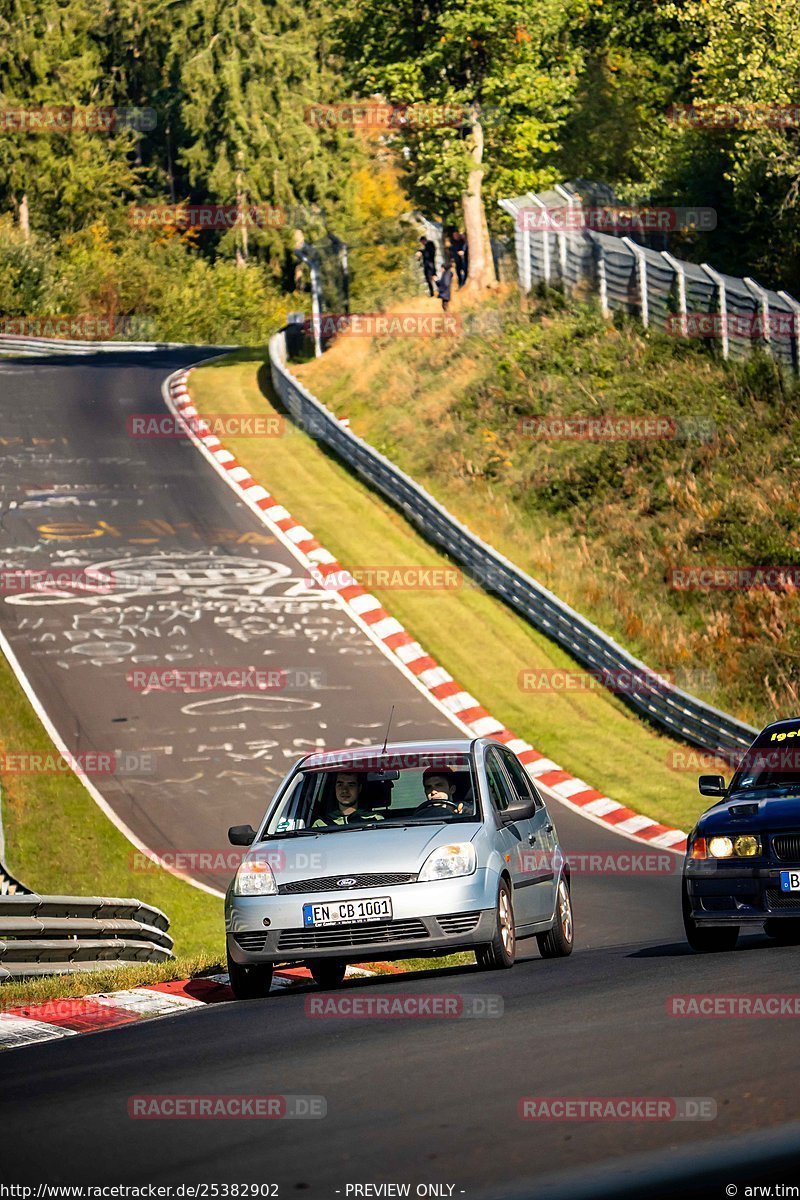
[1, 350, 799, 1194]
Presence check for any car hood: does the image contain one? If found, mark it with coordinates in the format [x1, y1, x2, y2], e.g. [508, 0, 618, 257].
[698, 793, 800, 834]
[256, 822, 483, 884]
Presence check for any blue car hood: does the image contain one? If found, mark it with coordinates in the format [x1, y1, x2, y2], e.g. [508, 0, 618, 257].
[698, 793, 800, 834]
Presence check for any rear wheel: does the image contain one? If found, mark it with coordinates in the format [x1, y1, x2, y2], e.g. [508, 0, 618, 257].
[765, 919, 800, 945]
[476, 880, 516, 970]
[682, 881, 738, 952]
[226, 948, 273, 999]
[537, 877, 574, 959]
[307, 958, 347, 989]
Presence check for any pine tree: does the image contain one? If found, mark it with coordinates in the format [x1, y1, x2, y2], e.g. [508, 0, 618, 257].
[0, 0, 139, 235]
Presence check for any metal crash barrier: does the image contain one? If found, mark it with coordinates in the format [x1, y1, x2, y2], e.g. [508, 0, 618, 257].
[0, 894, 173, 980]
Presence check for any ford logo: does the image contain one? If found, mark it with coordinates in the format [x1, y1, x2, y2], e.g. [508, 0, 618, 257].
[337, 877, 357, 888]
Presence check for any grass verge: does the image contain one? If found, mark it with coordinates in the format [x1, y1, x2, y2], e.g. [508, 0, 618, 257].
[190, 351, 706, 832]
[0, 953, 224, 1009]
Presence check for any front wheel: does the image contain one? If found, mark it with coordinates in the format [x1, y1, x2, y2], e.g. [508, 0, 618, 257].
[476, 880, 516, 970]
[765, 919, 800, 945]
[537, 877, 574, 958]
[226, 948, 273, 999]
[682, 881, 738, 952]
[307, 958, 347, 989]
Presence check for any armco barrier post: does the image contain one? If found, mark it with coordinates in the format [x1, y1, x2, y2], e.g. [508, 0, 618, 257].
[743, 277, 771, 352]
[554, 183, 579, 292]
[777, 290, 800, 374]
[622, 237, 649, 328]
[526, 193, 551, 284]
[700, 263, 729, 359]
[592, 236, 610, 318]
[661, 252, 687, 336]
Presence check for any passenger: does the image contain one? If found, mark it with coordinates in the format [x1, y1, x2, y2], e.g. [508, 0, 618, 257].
[314, 771, 384, 826]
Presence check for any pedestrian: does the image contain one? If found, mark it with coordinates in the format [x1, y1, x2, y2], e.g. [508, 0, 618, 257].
[450, 228, 468, 287]
[436, 259, 453, 312]
[417, 236, 437, 298]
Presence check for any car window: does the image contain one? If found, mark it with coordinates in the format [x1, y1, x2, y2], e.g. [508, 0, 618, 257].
[485, 750, 516, 813]
[501, 749, 544, 808]
[263, 757, 479, 833]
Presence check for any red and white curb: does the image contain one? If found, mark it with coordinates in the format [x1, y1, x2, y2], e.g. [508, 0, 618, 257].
[0, 965, 386, 1051]
[164, 369, 687, 855]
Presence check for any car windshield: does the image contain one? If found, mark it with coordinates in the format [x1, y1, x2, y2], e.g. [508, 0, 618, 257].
[263, 752, 478, 835]
[729, 741, 800, 794]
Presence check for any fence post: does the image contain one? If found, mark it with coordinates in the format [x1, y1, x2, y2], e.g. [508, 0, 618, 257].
[554, 183, 576, 288]
[661, 251, 687, 337]
[527, 192, 551, 285]
[743, 277, 771, 352]
[777, 290, 800, 375]
[622, 237, 649, 328]
[521, 216, 532, 293]
[701, 263, 729, 359]
[498, 198, 530, 293]
[593, 236, 610, 318]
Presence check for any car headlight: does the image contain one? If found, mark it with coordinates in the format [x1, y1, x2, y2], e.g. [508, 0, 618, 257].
[233, 857, 278, 895]
[418, 842, 476, 882]
[706, 834, 761, 859]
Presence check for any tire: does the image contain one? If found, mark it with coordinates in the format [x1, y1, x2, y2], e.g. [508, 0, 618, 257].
[537, 877, 574, 959]
[765, 919, 800, 945]
[682, 881, 738, 952]
[476, 879, 516, 970]
[307, 958, 347, 989]
[226, 948, 273, 999]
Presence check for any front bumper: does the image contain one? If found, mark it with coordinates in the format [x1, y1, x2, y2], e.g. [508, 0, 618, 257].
[226, 871, 500, 965]
[684, 861, 800, 925]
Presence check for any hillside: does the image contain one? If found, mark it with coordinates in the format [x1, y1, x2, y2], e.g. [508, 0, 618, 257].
[295, 288, 800, 729]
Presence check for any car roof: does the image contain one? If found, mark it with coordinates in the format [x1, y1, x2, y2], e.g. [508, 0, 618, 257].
[753, 717, 800, 742]
[301, 739, 477, 770]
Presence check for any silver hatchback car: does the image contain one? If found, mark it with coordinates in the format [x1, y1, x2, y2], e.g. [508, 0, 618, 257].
[225, 738, 573, 996]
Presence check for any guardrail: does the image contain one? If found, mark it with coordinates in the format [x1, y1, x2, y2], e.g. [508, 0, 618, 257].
[499, 184, 800, 373]
[0, 334, 237, 357]
[0, 894, 173, 980]
[269, 329, 757, 756]
[0, 335, 165, 356]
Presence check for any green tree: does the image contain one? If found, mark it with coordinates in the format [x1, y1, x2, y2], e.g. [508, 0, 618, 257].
[0, 0, 139, 236]
[340, 0, 586, 291]
[167, 0, 349, 269]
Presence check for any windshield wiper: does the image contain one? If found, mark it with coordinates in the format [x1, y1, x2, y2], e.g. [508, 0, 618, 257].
[260, 829, 321, 840]
[732, 783, 800, 795]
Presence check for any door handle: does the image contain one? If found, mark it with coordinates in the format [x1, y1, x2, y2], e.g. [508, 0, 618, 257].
[546, 823, 554, 833]
[528, 833, 536, 845]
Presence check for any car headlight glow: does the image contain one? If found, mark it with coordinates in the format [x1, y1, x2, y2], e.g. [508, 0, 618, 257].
[234, 857, 278, 895]
[706, 834, 761, 859]
[418, 842, 476, 882]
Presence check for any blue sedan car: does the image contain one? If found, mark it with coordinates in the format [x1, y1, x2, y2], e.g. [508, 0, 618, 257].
[224, 739, 573, 997]
[683, 717, 800, 951]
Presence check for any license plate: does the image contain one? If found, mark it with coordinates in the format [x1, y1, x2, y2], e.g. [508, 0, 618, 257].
[780, 870, 800, 892]
[303, 897, 393, 926]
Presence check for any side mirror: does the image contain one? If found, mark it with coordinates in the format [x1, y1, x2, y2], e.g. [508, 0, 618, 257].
[502, 796, 539, 824]
[228, 824, 257, 846]
[698, 775, 727, 797]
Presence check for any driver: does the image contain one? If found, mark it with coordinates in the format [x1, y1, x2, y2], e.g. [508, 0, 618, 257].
[314, 771, 384, 826]
[416, 767, 464, 816]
